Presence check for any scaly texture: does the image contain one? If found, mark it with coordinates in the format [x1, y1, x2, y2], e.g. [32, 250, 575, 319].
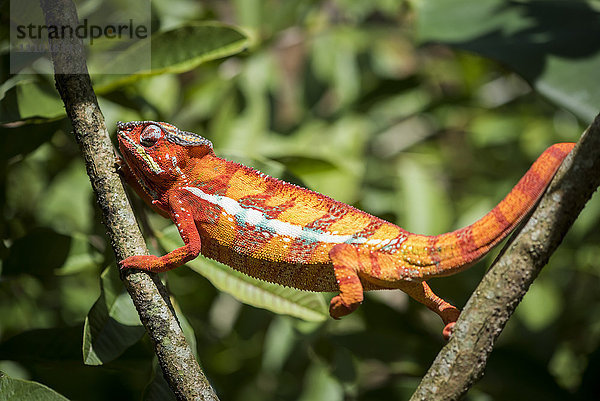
[117, 120, 575, 338]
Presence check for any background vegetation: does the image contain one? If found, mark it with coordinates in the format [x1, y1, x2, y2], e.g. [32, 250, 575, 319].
[1, 0, 600, 400]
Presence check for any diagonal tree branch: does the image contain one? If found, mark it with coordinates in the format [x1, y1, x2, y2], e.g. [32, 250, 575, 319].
[410, 114, 600, 401]
[38, 0, 218, 399]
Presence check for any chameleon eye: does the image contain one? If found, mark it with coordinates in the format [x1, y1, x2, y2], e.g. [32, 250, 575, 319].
[140, 124, 162, 147]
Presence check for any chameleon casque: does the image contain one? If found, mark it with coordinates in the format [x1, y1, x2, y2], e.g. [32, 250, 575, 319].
[117, 120, 575, 339]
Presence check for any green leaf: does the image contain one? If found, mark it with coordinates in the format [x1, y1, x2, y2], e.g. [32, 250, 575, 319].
[396, 154, 452, 235]
[0, 79, 65, 124]
[93, 22, 250, 92]
[262, 317, 296, 373]
[271, 155, 358, 201]
[56, 233, 103, 275]
[0, 371, 70, 401]
[416, 0, 600, 122]
[0, 326, 84, 363]
[37, 160, 94, 234]
[3, 228, 71, 276]
[311, 27, 365, 108]
[173, 298, 197, 359]
[273, 155, 338, 176]
[142, 359, 177, 401]
[548, 344, 586, 391]
[83, 265, 145, 365]
[516, 279, 562, 331]
[0, 121, 61, 160]
[3, 229, 100, 277]
[134, 74, 181, 117]
[297, 361, 344, 401]
[219, 151, 307, 188]
[157, 225, 328, 322]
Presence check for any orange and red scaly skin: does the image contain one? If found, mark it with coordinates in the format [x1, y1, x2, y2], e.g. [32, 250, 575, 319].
[117, 120, 575, 338]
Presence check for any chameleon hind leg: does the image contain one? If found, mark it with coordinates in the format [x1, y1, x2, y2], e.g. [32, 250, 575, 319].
[397, 280, 460, 340]
[328, 243, 460, 339]
[329, 243, 364, 319]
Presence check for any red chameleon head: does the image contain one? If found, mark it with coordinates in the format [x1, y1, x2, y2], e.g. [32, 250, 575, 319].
[117, 120, 213, 198]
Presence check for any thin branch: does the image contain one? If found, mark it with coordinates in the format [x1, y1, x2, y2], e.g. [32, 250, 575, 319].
[38, 1, 218, 399]
[410, 115, 600, 401]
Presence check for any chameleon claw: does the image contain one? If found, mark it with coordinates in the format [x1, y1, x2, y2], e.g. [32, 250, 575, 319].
[329, 295, 359, 319]
[442, 322, 456, 341]
[115, 156, 125, 172]
[119, 254, 162, 272]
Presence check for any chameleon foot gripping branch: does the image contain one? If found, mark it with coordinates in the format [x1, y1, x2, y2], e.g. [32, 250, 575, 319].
[117, 120, 575, 339]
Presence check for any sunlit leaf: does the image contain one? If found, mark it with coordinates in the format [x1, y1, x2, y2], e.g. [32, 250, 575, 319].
[93, 22, 250, 92]
[134, 75, 181, 117]
[396, 154, 452, 234]
[515, 279, 562, 331]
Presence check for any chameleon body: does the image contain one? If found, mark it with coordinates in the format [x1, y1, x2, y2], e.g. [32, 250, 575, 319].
[117, 120, 575, 338]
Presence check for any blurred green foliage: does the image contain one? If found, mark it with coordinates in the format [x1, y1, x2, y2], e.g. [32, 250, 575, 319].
[1, 0, 600, 400]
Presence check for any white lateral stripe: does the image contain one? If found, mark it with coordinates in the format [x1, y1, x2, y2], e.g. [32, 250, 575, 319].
[268, 218, 303, 238]
[184, 186, 358, 244]
[242, 208, 264, 226]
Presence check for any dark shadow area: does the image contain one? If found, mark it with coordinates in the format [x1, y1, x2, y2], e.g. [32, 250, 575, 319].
[450, 1, 600, 82]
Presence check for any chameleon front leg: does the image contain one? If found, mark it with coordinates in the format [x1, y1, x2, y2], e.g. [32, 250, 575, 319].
[120, 193, 202, 273]
[396, 281, 460, 340]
